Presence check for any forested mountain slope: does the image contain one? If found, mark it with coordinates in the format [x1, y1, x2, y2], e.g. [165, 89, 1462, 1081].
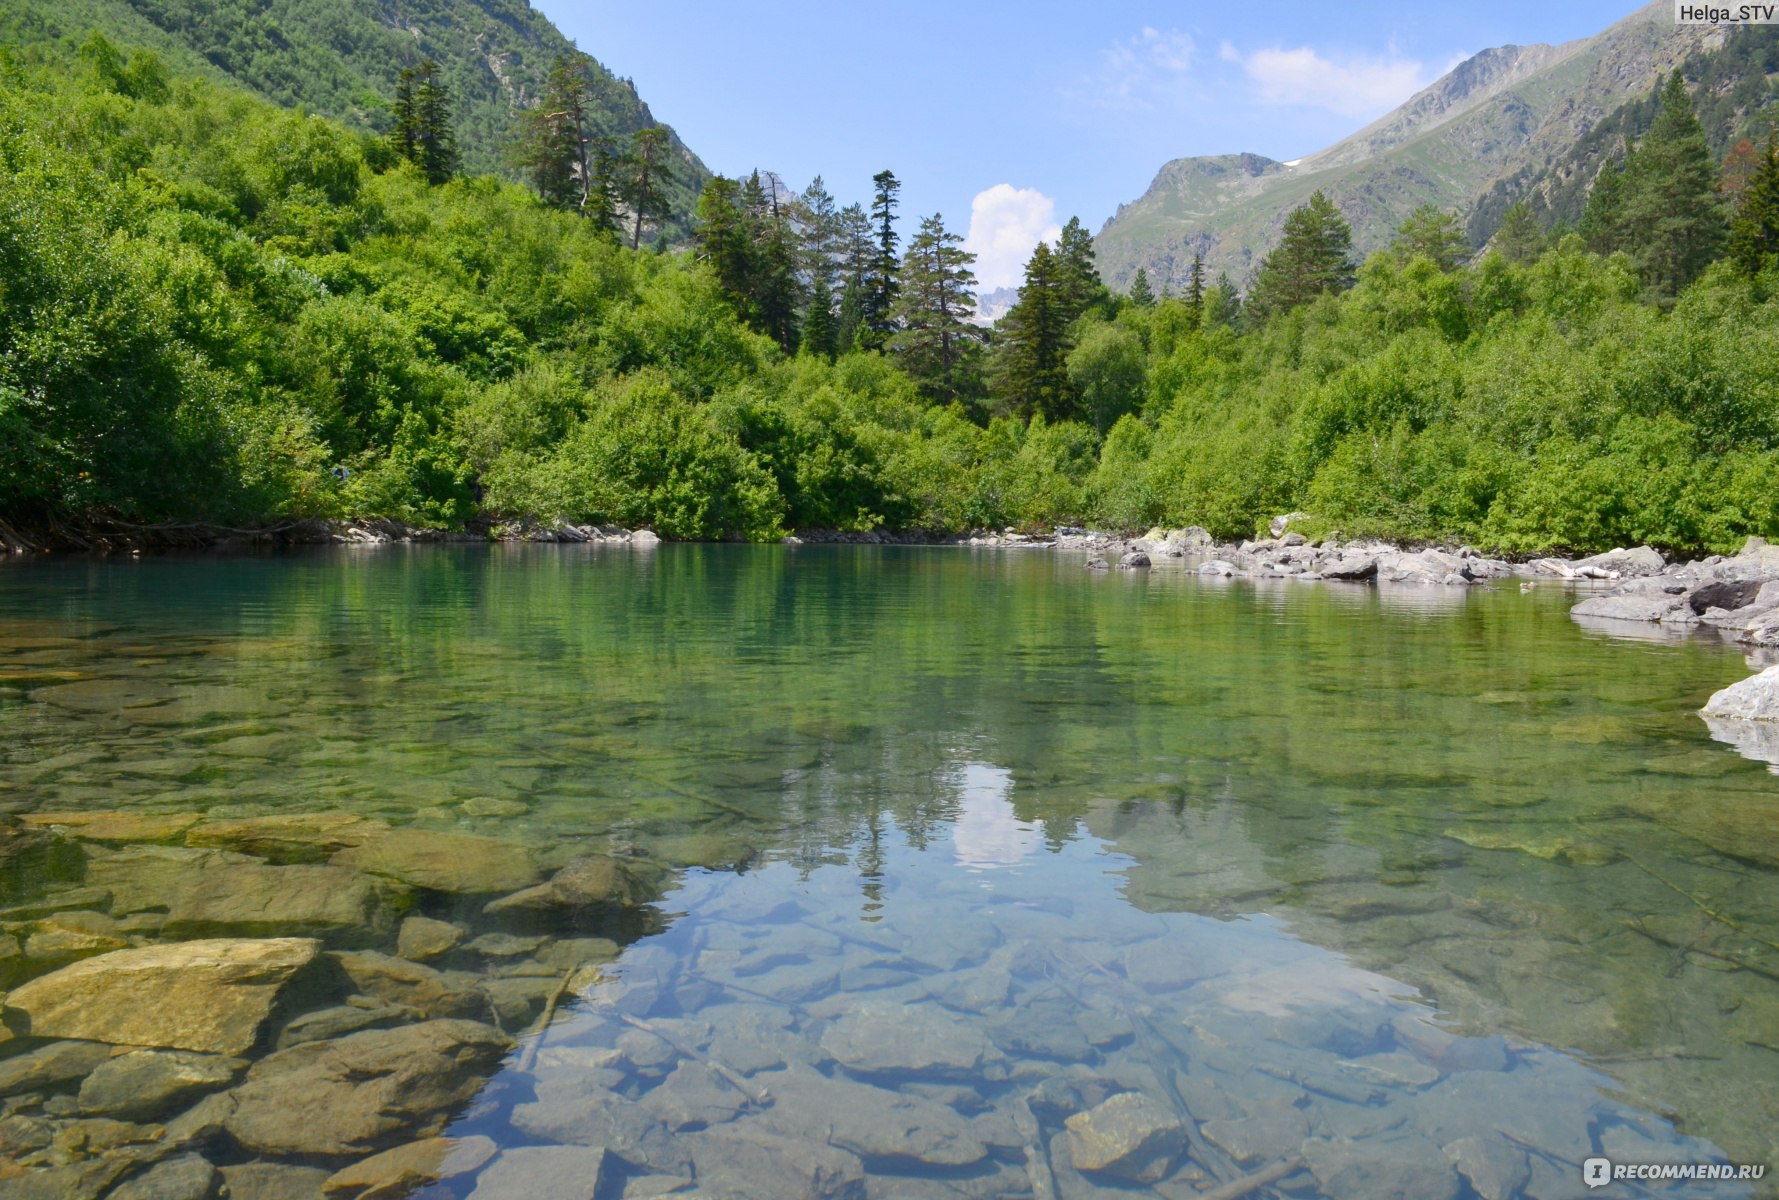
[0, 0, 708, 230]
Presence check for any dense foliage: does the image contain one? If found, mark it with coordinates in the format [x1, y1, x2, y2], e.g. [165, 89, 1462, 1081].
[5, 34, 1779, 556]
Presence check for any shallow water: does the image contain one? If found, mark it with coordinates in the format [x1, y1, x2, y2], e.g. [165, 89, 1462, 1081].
[2, 545, 1777, 1198]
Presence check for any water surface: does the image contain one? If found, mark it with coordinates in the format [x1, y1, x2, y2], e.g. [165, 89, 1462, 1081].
[2, 545, 1776, 1198]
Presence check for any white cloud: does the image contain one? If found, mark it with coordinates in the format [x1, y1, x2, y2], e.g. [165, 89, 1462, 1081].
[1086, 26, 1196, 111]
[963, 184, 1063, 292]
[1224, 41, 1433, 119]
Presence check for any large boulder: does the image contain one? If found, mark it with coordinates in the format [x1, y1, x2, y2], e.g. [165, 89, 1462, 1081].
[78, 1050, 244, 1121]
[1701, 664, 1779, 722]
[223, 1019, 512, 1157]
[4, 938, 320, 1054]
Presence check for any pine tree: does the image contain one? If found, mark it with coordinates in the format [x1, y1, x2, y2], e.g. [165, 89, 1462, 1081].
[1391, 204, 1469, 271]
[1493, 201, 1545, 265]
[801, 277, 837, 359]
[585, 138, 622, 235]
[1245, 191, 1354, 323]
[743, 171, 801, 353]
[888, 213, 983, 404]
[1183, 252, 1205, 325]
[1054, 216, 1106, 316]
[1729, 137, 1779, 277]
[1619, 72, 1727, 298]
[865, 170, 901, 345]
[994, 242, 1075, 421]
[794, 175, 842, 297]
[517, 55, 592, 213]
[624, 127, 674, 250]
[694, 176, 753, 306]
[1579, 158, 1628, 255]
[1202, 272, 1241, 330]
[390, 61, 456, 184]
[1128, 267, 1155, 307]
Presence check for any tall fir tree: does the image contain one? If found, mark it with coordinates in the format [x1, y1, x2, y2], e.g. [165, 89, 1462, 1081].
[1128, 267, 1155, 307]
[1391, 204, 1469, 271]
[517, 55, 593, 214]
[390, 61, 456, 184]
[624, 127, 674, 250]
[1619, 71, 1726, 299]
[801, 277, 837, 360]
[1729, 136, 1779, 277]
[743, 171, 801, 353]
[1183, 252, 1206, 326]
[994, 242, 1075, 422]
[864, 170, 901, 345]
[1054, 216, 1106, 316]
[794, 175, 842, 296]
[694, 176, 753, 306]
[1579, 158, 1628, 255]
[1245, 191, 1354, 323]
[888, 213, 983, 404]
[1493, 201, 1545, 265]
[1202, 271, 1241, 330]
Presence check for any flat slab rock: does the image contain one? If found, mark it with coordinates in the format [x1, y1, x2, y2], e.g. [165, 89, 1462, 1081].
[1062, 1091, 1188, 1183]
[223, 1019, 512, 1157]
[819, 1002, 998, 1077]
[334, 830, 540, 894]
[4, 937, 320, 1055]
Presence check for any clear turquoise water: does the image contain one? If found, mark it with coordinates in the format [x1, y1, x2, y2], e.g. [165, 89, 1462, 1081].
[3, 545, 1777, 1197]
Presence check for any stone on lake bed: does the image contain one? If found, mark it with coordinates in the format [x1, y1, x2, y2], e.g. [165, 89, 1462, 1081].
[24, 911, 130, 961]
[223, 1019, 512, 1157]
[755, 1064, 990, 1167]
[327, 950, 488, 1020]
[464, 1145, 606, 1200]
[217, 1163, 333, 1200]
[105, 1152, 219, 1200]
[275, 1001, 412, 1048]
[321, 1134, 498, 1195]
[4, 937, 320, 1055]
[1443, 1134, 1530, 1200]
[1062, 1092, 1187, 1183]
[185, 812, 388, 860]
[1302, 1132, 1460, 1200]
[334, 830, 541, 894]
[484, 854, 648, 915]
[683, 1126, 864, 1200]
[819, 1003, 998, 1077]
[397, 916, 465, 962]
[20, 811, 201, 843]
[78, 1049, 244, 1121]
[0, 1039, 115, 1095]
[160, 862, 391, 938]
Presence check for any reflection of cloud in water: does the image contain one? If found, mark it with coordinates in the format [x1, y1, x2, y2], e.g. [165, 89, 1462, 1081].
[1209, 953, 1419, 1019]
[1702, 715, 1779, 774]
[948, 762, 1044, 868]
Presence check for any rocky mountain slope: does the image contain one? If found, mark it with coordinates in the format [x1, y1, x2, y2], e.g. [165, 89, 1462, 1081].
[1093, 1, 1760, 292]
[0, 0, 709, 231]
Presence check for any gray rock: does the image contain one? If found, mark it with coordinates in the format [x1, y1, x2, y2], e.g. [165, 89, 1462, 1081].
[78, 1049, 243, 1121]
[1701, 663, 1779, 722]
[1570, 592, 1686, 623]
[755, 1064, 988, 1166]
[223, 1019, 512, 1157]
[1302, 1132, 1460, 1200]
[1323, 557, 1378, 582]
[640, 1061, 748, 1131]
[4, 938, 319, 1055]
[1201, 1111, 1307, 1164]
[107, 1153, 220, 1200]
[819, 1003, 997, 1077]
[483, 855, 648, 914]
[1444, 1134, 1530, 1200]
[511, 1085, 688, 1174]
[630, 530, 661, 546]
[684, 1125, 864, 1200]
[0, 1039, 114, 1095]
[1117, 552, 1151, 569]
[466, 1145, 605, 1200]
[1575, 546, 1665, 577]
[332, 830, 540, 895]
[1690, 578, 1767, 614]
[1062, 1092, 1186, 1183]
[1199, 559, 1237, 576]
[1084, 558, 1109, 572]
[396, 916, 464, 962]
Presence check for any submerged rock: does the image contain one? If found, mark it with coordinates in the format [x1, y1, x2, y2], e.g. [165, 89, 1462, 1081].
[106, 1153, 219, 1200]
[78, 1050, 244, 1121]
[160, 862, 391, 939]
[327, 950, 488, 1020]
[1062, 1092, 1187, 1183]
[396, 916, 465, 962]
[185, 812, 387, 861]
[464, 1145, 606, 1200]
[756, 1064, 989, 1167]
[223, 1019, 512, 1157]
[20, 811, 201, 844]
[4, 938, 319, 1055]
[335, 831, 540, 894]
[685, 1125, 863, 1200]
[0, 1039, 115, 1096]
[484, 854, 648, 914]
[1302, 1132, 1460, 1200]
[1443, 1134, 1530, 1200]
[819, 1003, 997, 1078]
[216, 1163, 333, 1200]
[320, 1134, 497, 1195]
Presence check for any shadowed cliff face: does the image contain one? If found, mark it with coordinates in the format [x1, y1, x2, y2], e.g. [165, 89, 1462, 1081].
[1095, 1, 1726, 292]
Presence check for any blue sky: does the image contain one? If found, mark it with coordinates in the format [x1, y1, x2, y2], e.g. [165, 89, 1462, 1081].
[537, 0, 1648, 288]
